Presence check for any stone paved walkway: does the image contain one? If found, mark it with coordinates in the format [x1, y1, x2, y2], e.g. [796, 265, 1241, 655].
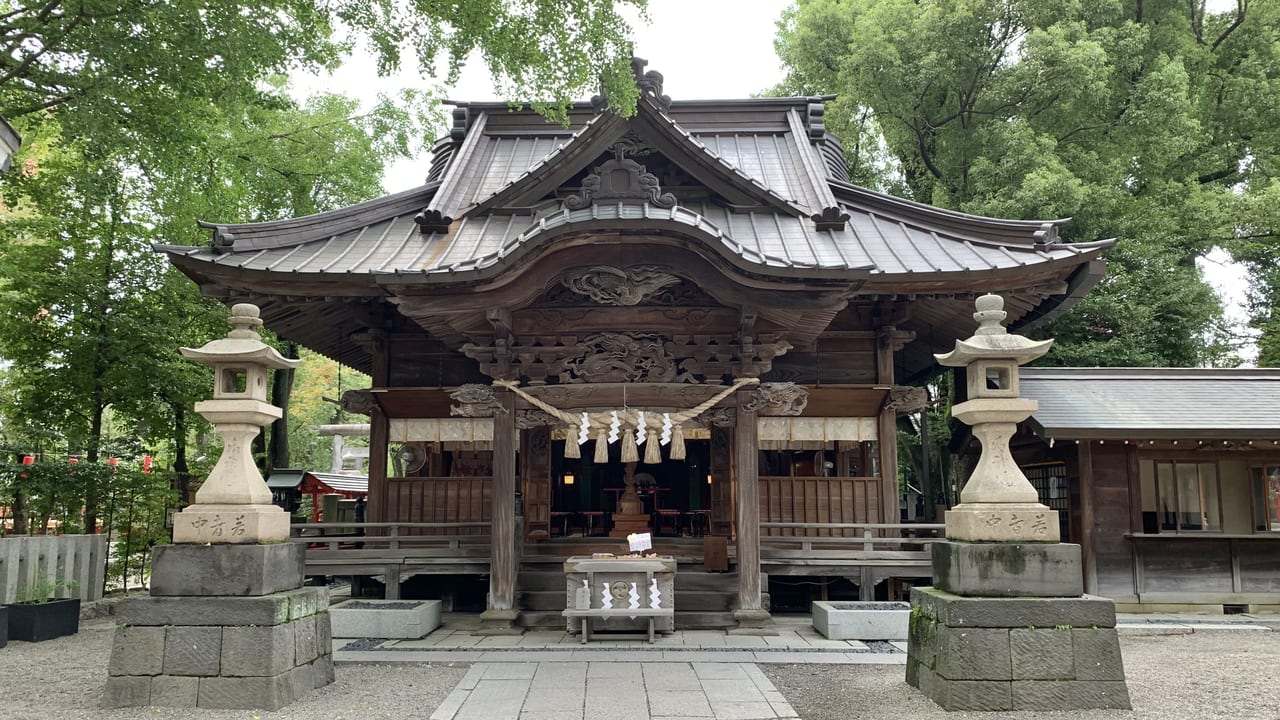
[428, 661, 798, 720]
[326, 612, 1278, 719]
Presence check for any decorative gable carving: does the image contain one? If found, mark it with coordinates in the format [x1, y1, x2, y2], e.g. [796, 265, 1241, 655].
[563, 147, 677, 211]
[561, 266, 681, 306]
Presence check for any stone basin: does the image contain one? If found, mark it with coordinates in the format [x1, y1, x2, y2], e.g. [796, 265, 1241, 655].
[329, 599, 441, 639]
[812, 600, 910, 640]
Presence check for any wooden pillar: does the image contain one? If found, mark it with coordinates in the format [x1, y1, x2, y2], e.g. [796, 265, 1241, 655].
[1077, 440, 1097, 595]
[482, 388, 519, 627]
[877, 327, 899, 526]
[363, 330, 390, 523]
[732, 389, 770, 630]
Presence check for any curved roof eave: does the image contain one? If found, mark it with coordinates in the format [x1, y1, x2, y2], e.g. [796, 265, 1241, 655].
[195, 184, 438, 252]
[830, 180, 1076, 247]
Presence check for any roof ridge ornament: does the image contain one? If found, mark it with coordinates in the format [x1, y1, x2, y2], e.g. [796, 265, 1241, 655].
[591, 57, 672, 115]
[414, 208, 453, 234]
[563, 145, 677, 210]
[811, 206, 851, 231]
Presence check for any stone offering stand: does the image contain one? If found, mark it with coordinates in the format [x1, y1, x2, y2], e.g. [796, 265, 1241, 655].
[105, 305, 333, 710]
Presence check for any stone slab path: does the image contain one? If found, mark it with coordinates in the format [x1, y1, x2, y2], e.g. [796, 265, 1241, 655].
[428, 661, 798, 720]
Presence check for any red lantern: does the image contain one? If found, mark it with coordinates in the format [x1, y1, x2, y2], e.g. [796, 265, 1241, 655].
[68, 456, 79, 464]
[21, 455, 33, 465]
[142, 455, 153, 473]
[108, 457, 119, 467]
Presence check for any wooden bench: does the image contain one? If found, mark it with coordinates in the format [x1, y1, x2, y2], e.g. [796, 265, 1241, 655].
[562, 607, 675, 644]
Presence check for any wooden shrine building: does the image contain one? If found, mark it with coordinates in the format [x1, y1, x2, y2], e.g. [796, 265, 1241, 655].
[158, 60, 1113, 629]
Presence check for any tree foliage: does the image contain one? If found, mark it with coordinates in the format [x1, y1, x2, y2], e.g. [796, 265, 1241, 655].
[775, 0, 1280, 366]
[0, 0, 645, 139]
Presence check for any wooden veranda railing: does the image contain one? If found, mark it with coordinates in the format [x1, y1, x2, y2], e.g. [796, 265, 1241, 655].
[759, 476, 885, 530]
[291, 521, 492, 599]
[760, 521, 945, 600]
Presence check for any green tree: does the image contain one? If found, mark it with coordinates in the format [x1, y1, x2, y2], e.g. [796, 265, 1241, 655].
[773, 0, 1279, 366]
[0, 92, 412, 529]
[0, 0, 645, 141]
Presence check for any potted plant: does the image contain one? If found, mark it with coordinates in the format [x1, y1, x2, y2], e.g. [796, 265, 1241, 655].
[7, 579, 80, 642]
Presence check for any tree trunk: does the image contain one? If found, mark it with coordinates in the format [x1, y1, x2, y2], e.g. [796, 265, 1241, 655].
[84, 402, 105, 534]
[267, 342, 298, 471]
[11, 488, 27, 535]
[172, 404, 191, 505]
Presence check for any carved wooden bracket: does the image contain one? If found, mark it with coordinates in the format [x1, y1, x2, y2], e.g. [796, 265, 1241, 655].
[743, 382, 809, 416]
[462, 332, 793, 383]
[877, 325, 916, 352]
[700, 407, 737, 428]
[339, 389, 375, 416]
[514, 409, 559, 429]
[449, 384, 506, 417]
[884, 386, 928, 413]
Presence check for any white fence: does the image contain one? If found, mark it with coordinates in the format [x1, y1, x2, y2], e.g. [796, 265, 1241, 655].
[0, 535, 106, 603]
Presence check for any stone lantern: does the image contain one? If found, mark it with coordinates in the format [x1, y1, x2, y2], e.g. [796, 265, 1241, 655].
[935, 293, 1057, 541]
[105, 303, 333, 711]
[172, 303, 299, 542]
[906, 293, 1130, 712]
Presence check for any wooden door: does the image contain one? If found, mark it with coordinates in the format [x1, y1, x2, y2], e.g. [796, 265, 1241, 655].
[710, 425, 734, 536]
[521, 426, 552, 541]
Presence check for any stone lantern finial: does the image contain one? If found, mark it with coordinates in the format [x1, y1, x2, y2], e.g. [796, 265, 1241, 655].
[172, 303, 300, 544]
[936, 293, 1058, 542]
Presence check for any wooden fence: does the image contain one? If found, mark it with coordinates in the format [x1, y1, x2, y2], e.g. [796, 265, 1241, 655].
[0, 534, 106, 604]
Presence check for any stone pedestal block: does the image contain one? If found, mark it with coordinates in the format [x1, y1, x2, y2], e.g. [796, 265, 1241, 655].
[172, 503, 291, 544]
[150, 542, 304, 597]
[945, 503, 1060, 542]
[906, 587, 1130, 711]
[104, 583, 333, 709]
[932, 541, 1083, 598]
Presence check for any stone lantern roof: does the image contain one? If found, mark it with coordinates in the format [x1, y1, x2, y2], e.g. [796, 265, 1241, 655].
[180, 303, 299, 370]
[935, 294, 1052, 367]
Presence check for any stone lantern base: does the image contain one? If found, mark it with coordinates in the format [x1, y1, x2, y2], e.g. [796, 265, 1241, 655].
[104, 543, 334, 710]
[906, 542, 1130, 712]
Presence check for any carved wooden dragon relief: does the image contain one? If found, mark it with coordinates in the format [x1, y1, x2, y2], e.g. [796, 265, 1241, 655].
[560, 265, 681, 306]
[558, 332, 695, 384]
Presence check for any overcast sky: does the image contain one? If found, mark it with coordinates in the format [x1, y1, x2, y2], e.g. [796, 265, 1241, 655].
[291, 0, 793, 192]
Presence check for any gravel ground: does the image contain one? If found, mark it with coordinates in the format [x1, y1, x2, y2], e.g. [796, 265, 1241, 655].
[2, 619, 1276, 719]
[762, 630, 1280, 720]
[0, 619, 467, 720]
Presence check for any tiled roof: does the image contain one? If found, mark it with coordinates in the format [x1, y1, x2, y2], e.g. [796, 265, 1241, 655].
[161, 96, 1110, 286]
[162, 197, 1105, 279]
[1020, 368, 1280, 439]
